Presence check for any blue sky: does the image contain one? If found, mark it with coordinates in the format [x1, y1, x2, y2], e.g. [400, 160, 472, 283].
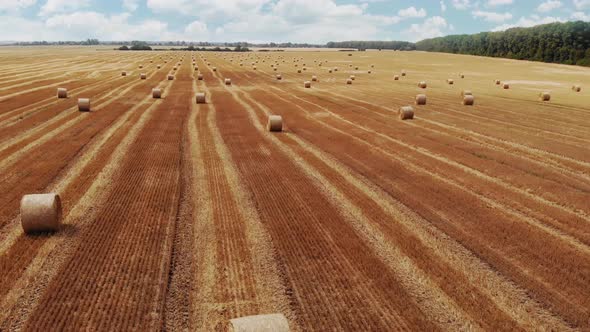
[0, 0, 588, 42]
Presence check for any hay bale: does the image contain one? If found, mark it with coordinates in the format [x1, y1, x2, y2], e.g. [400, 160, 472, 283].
[312, 75, 318, 82]
[334, 67, 338, 72]
[328, 69, 333, 74]
[460, 74, 465, 78]
[267, 115, 283, 132]
[399, 106, 414, 120]
[367, 70, 372, 74]
[253, 66, 257, 70]
[196, 92, 206, 104]
[139, 65, 143, 69]
[447, 79, 454, 85]
[495, 79, 501, 85]
[401, 70, 407, 76]
[213, 67, 217, 72]
[394, 75, 400, 81]
[168, 75, 174, 80]
[140, 73, 147, 80]
[229, 314, 289, 332]
[346, 78, 353, 85]
[415, 94, 427, 105]
[418, 81, 427, 89]
[157, 65, 161, 69]
[463, 95, 475, 105]
[539, 91, 551, 101]
[461, 90, 472, 96]
[572, 85, 581, 92]
[57, 88, 68, 99]
[276, 74, 282, 80]
[350, 75, 355, 80]
[121, 71, 127, 76]
[20, 193, 62, 234]
[503, 83, 510, 89]
[225, 78, 232, 85]
[173, 66, 178, 71]
[78, 98, 90, 112]
[152, 88, 162, 99]
[304, 81, 311, 88]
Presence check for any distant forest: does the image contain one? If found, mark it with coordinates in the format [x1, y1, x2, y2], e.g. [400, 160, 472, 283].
[328, 21, 590, 67]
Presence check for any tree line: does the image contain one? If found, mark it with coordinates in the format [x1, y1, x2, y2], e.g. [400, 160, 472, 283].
[415, 21, 590, 66]
[326, 41, 416, 51]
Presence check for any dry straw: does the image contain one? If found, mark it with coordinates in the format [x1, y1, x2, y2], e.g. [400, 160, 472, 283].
[401, 70, 407, 76]
[197, 74, 204, 80]
[229, 314, 289, 332]
[495, 79, 501, 85]
[346, 78, 353, 85]
[304, 81, 311, 88]
[447, 79, 454, 85]
[399, 106, 414, 120]
[463, 95, 475, 105]
[539, 91, 551, 101]
[140, 73, 147, 80]
[152, 88, 162, 99]
[572, 85, 581, 92]
[276, 74, 282, 80]
[415, 94, 427, 105]
[121, 71, 127, 76]
[20, 193, 62, 234]
[350, 75, 355, 80]
[267, 115, 283, 132]
[312, 75, 318, 82]
[78, 98, 91, 112]
[418, 81, 427, 89]
[168, 75, 174, 80]
[225, 78, 232, 85]
[57, 88, 68, 99]
[503, 83, 510, 89]
[196, 92, 206, 104]
[394, 75, 400, 80]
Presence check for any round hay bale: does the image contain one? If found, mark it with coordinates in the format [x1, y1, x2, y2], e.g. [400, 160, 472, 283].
[121, 71, 127, 76]
[168, 75, 174, 80]
[334, 67, 338, 72]
[447, 79, 454, 85]
[267, 115, 283, 132]
[503, 83, 510, 89]
[495, 79, 501, 85]
[415, 94, 427, 105]
[328, 69, 333, 74]
[394, 75, 400, 81]
[399, 106, 414, 120]
[157, 65, 161, 69]
[20, 193, 62, 234]
[197, 74, 204, 80]
[463, 95, 475, 105]
[460, 74, 465, 78]
[225, 78, 232, 85]
[572, 85, 581, 92]
[173, 66, 178, 71]
[276, 74, 282, 80]
[354, 66, 359, 70]
[304, 81, 311, 88]
[57, 88, 68, 99]
[350, 75, 355, 80]
[78, 98, 90, 112]
[461, 90, 472, 96]
[140, 73, 147, 80]
[139, 65, 143, 69]
[229, 314, 289, 332]
[539, 91, 551, 101]
[152, 88, 162, 99]
[418, 81, 427, 89]
[401, 71, 407, 76]
[273, 68, 278, 71]
[311, 75, 318, 82]
[213, 67, 217, 72]
[253, 66, 257, 70]
[367, 70, 372, 74]
[346, 78, 353, 85]
[196, 92, 206, 104]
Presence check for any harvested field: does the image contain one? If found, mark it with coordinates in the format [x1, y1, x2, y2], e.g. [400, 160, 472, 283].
[1, 47, 590, 331]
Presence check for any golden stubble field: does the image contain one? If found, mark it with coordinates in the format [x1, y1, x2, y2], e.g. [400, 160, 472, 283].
[0, 45, 589, 331]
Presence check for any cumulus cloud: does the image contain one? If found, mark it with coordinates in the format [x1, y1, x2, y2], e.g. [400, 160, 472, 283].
[486, 0, 513, 6]
[472, 10, 512, 22]
[0, 0, 36, 11]
[122, 0, 139, 11]
[39, 0, 91, 16]
[404, 16, 448, 42]
[452, 0, 471, 10]
[536, 0, 562, 12]
[571, 11, 590, 20]
[573, 0, 590, 10]
[493, 14, 564, 31]
[398, 6, 427, 18]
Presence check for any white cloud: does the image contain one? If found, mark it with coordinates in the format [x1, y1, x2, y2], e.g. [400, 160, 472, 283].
[398, 6, 427, 18]
[122, 0, 139, 11]
[473, 10, 512, 22]
[184, 20, 209, 40]
[452, 0, 471, 10]
[493, 14, 565, 31]
[0, 0, 36, 11]
[486, 0, 513, 6]
[440, 0, 447, 12]
[536, 0, 562, 12]
[39, 0, 91, 16]
[573, 0, 590, 10]
[571, 11, 590, 19]
[404, 16, 448, 42]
